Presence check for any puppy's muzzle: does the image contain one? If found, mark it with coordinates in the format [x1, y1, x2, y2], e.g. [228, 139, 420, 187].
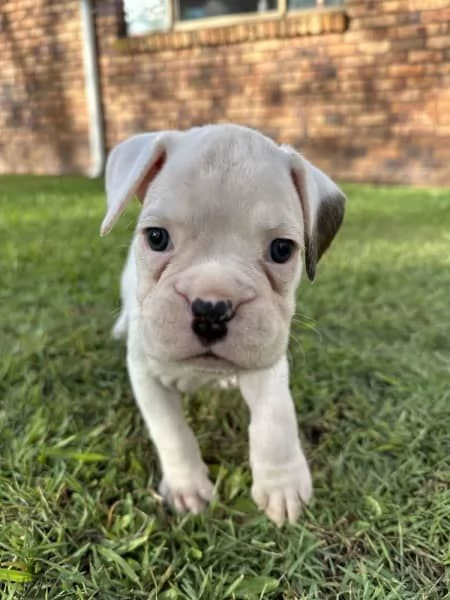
[191, 298, 234, 345]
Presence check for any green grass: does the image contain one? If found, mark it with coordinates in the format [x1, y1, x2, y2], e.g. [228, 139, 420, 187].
[1, 176, 449, 599]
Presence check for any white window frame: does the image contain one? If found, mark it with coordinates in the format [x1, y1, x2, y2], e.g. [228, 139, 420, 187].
[123, 0, 343, 36]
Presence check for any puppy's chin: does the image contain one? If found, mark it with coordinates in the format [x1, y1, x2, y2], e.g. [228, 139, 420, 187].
[183, 351, 238, 373]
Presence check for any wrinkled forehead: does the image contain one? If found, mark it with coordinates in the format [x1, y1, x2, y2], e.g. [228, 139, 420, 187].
[139, 136, 303, 237]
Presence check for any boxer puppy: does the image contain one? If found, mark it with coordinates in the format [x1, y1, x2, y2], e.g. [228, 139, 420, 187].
[101, 124, 345, 526]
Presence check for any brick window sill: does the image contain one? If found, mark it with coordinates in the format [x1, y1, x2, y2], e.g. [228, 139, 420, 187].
[114, 8, 348, 54]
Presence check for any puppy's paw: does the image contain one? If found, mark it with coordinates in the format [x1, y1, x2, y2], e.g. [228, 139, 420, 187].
[159, 472, 214, 515]
[251, 459, 312, 527]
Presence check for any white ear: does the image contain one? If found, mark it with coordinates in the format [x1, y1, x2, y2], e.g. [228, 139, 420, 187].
[282, 145, 346, 281]
[100, 132, 170, 236]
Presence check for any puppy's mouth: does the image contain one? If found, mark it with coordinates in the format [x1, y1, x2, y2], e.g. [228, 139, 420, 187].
[187, 350, 237, 371]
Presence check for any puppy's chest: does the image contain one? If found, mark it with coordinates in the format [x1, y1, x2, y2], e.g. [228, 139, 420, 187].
[148, 360, 238, 393]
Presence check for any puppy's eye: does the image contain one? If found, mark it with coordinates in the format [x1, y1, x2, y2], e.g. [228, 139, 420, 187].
[269, 238, 295, 264]
[145, 227, 171, 252]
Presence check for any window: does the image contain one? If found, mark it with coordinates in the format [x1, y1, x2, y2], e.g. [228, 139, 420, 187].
[123, 0, 343, 36]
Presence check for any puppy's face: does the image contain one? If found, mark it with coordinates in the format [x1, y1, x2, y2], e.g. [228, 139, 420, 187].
[135, 139, 303, 370]
[102, 125, 345, 372]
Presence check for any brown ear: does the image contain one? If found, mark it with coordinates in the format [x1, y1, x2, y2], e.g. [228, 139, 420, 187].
[285, 147, 346, 281]
[100, 132, 171, 236]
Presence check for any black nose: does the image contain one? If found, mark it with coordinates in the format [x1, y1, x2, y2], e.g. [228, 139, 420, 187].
[191, 298, 233, 344]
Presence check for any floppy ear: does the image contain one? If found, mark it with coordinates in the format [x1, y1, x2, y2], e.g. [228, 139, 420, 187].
[282, 146, 346, 281]
[100, 132, 170, 236]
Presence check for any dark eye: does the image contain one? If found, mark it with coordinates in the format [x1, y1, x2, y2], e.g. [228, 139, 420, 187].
[145, 227, 171, 252]
[269, 238, 295, 264]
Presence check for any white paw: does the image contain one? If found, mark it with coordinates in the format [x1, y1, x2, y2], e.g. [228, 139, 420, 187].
[251, 459, 313, 527]
[159, 471, 214, 515]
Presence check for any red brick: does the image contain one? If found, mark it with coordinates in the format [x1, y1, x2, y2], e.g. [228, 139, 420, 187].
[409, 49, 444, 62]
[427, 35, 450, 49]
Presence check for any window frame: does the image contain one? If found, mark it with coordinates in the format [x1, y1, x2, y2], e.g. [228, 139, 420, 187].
[121, 0, 344, 37]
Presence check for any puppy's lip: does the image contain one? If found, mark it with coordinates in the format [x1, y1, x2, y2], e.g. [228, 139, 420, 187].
[196, 351, 221, 359]
[185, 350, 237, 371]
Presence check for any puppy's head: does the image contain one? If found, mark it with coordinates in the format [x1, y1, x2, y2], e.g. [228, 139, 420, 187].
[101, 125, 345, 372]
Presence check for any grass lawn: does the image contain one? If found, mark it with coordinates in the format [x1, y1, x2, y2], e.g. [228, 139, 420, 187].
[0, 176, 449, 599]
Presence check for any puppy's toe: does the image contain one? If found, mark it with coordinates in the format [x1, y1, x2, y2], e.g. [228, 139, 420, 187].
[264, 491, 286, 527]
[159, 476, 214, 515]
[252, 487, 269, 512]
[286, 489, 303, 523]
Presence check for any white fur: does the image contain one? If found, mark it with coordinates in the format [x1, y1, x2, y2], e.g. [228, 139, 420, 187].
[101, 124, 345, 527]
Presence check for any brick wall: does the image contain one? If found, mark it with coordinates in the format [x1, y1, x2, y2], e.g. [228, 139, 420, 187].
[0, 0, 89, 174]
[1, 0, 449, 184]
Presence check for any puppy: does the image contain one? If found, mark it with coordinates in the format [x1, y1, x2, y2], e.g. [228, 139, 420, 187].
[100, 124, 345, 526]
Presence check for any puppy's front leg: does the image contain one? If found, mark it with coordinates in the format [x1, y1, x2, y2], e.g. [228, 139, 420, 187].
[239, 356, 312, 527]
[127, 343, 213, 514]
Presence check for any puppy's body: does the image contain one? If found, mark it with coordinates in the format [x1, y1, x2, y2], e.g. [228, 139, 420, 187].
[102, 124, 345, 526]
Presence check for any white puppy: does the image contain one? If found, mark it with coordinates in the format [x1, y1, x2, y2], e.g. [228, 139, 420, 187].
[101, 124, 345, 527]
